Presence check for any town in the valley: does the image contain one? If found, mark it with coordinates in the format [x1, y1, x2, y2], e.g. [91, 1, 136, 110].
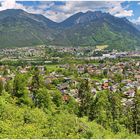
[0, 45, 140, 107]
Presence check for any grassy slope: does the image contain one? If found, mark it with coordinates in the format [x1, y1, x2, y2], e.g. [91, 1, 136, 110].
[52, 21, 140, 51]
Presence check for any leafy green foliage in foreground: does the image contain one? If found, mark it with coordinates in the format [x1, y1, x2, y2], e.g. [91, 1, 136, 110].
[0, 93, 138, 139]
[0, 67, 140, 138]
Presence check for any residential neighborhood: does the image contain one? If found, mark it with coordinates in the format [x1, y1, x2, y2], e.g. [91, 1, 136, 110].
[0, 46, 140, 108]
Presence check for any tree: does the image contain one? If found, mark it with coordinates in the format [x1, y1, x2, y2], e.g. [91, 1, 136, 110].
[52, 90, 62, 107]
[63, 96, 79, 115]
[35, 87, 52, 110]
[89, 90, 113, 128]
[107, 91, 124, 133]
[13, 73, 31, 105]
[78, 79, 93, 117]
[5, 80, 13, 94]
[30, 67, 44, 105]
[0, 79, 4, 94]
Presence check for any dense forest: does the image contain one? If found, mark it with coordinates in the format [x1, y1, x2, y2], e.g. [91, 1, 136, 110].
[0, 64, 140, 139]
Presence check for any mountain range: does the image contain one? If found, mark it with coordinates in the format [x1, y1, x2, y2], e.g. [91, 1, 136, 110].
[0, 9, 140, 51]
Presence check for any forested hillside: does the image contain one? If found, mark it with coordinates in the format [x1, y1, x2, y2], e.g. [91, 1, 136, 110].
[0, 9, 140, 51]
[0, 64, 140, 138]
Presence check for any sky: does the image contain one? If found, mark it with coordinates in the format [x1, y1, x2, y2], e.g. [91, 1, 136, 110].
[0, 0, 140, 24]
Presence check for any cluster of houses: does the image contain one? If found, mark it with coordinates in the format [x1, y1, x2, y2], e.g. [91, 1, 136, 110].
[0, 47, 140, 105]
[0, 46, 45, 61]
[1, 45, 140, 63]
[49, 61, 140, 104]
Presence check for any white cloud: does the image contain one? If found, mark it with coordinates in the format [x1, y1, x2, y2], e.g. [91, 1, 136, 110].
[44, 1, 107, 21]
[0, 0, 25, 11]
[0, 0, 134, 22]
[114, 10, 133, 17]
[44, 1, 134, 21]
[107, 1, 133, 17]
[131, 17, 140, 25]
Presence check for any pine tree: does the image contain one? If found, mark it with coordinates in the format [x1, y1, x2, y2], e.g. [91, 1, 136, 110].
[107, 91, 123, 133]
[132, 87, 140, 134]
[30, 67, 44, 105]
[78, 79, 93, 117]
